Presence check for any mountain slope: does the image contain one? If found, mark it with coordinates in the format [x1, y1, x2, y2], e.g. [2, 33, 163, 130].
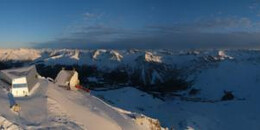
[47, 82, 141, 130]
[0, 78, 164, 130]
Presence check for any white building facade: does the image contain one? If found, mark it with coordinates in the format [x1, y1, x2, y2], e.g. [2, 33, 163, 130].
[0, 65, 38, 97]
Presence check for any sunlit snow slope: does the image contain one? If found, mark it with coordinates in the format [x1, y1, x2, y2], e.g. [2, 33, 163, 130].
[0, 78, 164, 130]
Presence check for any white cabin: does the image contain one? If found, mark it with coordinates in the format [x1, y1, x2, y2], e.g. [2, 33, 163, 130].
[0, 65, 39, 97]
[55, 69, 79, 90]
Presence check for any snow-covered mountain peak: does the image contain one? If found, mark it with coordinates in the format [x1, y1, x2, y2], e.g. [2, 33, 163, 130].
[92, 49, 123, 62]
[144, 51, 162, 63]
[217, 50, 234, 60]
[110, 50, 123, 61]
[93, 49, 107, 60]
[71, 49, 80, 60]
[0, 48, 41, 61]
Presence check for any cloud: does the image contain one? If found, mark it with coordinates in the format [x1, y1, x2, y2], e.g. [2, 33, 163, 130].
[197, 17, 252, 29]
[34, 31, 260, 49]
[249, 2, 258, 9]
[34, 17, 260, 49]
[147, 17, 253, 33]
[83, 12, 99, 19]
[248, 1, 260, 17]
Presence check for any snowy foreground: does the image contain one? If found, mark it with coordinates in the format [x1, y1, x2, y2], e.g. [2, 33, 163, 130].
[0, 79, 163, 130]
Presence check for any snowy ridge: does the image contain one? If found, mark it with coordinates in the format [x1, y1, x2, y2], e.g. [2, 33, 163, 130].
[0, 48, 41, 61]
[0, 79, 165, 130]
[47, 81, 166, 130]
[71, 49, 80, 60]
[0, 48, 240, 68]
[93, 49, 123, 62]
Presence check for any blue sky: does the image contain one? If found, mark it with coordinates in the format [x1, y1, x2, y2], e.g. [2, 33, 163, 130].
[0, 0, 260, 49]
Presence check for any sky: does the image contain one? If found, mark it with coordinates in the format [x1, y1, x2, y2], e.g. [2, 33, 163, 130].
[0, 0, 260, 49]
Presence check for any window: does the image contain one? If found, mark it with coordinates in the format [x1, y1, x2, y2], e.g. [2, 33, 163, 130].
[13, 83, 27, 88]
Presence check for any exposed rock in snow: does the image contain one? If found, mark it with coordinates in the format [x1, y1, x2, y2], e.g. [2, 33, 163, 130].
[135, 115, 163, 130]
[144, 52, 162, 63]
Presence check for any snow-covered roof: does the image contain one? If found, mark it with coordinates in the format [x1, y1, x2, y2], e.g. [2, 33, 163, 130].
[0, 65, 36, 79]
[55, 69, 75, 85]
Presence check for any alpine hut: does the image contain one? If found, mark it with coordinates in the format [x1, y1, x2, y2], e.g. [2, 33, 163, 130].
[0, 65, 39, 97]
[55, 68, 79, 90]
